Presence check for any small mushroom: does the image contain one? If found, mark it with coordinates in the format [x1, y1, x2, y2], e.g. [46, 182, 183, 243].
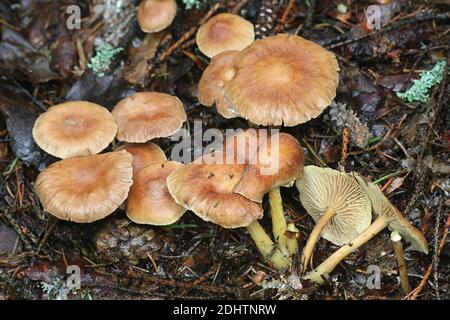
[112, 92, 187, 143]
[296, 166, 372, 273]
[196, 13, 254, 58]
[117, 142, 167, 173]
[224, 34, 339, 126]
[137, 0, 177, 33]
[127, 161, 186, 225]
[35, 151, 133, 223]
[33, 101, 117, 159]
[198, 50, 240, 119]
[304, 173, 429, 284]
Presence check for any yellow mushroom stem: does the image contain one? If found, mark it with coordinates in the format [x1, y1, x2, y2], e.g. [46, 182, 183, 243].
[304, 215, 389, 284]
[247, 220, 275, 259]
[300, 207, 336, 274]
[269, 187, 288, 249]
[286, 223, 299, 255]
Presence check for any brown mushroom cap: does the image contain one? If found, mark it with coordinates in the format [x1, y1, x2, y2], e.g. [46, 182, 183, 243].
[354, 174, 429, 254]
[225, 34, 339, 126]
[112, 92, 187, 143]
[33, 101, 117, 159]
[117, 142, 166, 173]
[137, 0, 177, 33]
[296, 166, 372, 246]
[127, 161, 186, 225]
[233, 131, 305, 202]
[196, 13, 255, 58]
[198, 50, 240, 119]
[35, 151, 133, 223]
[167, 155, 263, 228]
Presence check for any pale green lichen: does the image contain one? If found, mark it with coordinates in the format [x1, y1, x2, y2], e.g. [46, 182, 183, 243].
[87, 44, 124, 77]
[183, 0, 204, 9]
[397, 60, 447, 103]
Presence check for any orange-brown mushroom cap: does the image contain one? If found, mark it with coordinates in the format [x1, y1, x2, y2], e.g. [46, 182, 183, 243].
[198, 50, 240, 119]
[117, 142, 167, 173]
[112, 92, 187, 143]
[127, 161, 186, 225]
[35, 151, 133, 223]
[33, 101, 117, 159]
[233, 132, 305, 202]
[196, 13, 255, 58]
[225, 34, 340, 126]
[167, 156, 263, 228]
[137, 0, 177, 33]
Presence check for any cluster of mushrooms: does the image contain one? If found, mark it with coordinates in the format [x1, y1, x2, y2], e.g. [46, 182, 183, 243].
[31, 2, 429, 284]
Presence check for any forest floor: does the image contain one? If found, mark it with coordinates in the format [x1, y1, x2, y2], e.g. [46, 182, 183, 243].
[0, 0, 449, 300]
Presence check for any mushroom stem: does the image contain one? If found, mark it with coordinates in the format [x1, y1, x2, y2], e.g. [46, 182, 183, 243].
[391, 231, 412, 295]
[304, 216, 389, 284]
[269, 245, 293, 270]
[286, 223, 299, 256]
[247, 220, 275, 259]
[300, 207, 336, 274]
[269, 187, 288, 249]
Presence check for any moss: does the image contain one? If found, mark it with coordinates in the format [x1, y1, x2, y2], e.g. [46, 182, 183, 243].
[183, 0, 204, 10]
[87, 44, 124, 77]
[397, 60, 447, 103]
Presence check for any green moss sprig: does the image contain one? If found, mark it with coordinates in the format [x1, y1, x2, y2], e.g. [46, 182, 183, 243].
[87, 44, 124, 77]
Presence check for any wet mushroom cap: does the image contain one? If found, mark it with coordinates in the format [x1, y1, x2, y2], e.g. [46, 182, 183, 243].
[112, 92, 187, 143]
[354, 174, 429, 254]
[35, 151, 133, 223]
[117, 142, 167, 173]
[33, 101, 117, 159]
[296, 166, 372, 246]
[225, 34, 339, 126]
[198, 50, 240, 119]
[127, 161, 186, 225]
[233, 132, 305, 202]
[137, 0, 177, 33]
[196, 13, 255, 58]
[167, 156, 263, 228]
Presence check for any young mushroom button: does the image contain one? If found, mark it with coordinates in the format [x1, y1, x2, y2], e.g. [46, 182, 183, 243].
[117, 142, 167, 173]
[137, 0, 177, 33]
[224, 34, 340, 126]
[112, 92, 187, 143]
[35, 151, 133, 223]
[296, 166, 372, 274]
[196, 13, 255, 58]
[32, 101, 117, 159]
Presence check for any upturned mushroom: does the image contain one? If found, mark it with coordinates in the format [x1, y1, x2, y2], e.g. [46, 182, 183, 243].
[196, 13, 254, 58]
[137, 0, 177, 33]
[295, 166, 372, 273]
[304, 173, 429, 284]
[224, 34, 339, 126]
[112, 92, 187, 143]
[198, 50, 240, 119]
[33, 101, 117, 159]
[35, 151, 133, 223]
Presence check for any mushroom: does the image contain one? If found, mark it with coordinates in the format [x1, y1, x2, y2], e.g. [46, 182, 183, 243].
[112, 92, 187, 143]
[232, 131, 304, 264]
[224, 34, 339, 126]
[137, 0, 177, 33]
[304, 173, 429, 284]
[35, 151, 133, 223]
[196, 13, 254, 58]
[198, 50, 240, 119]
[117, 142, 166, 173]
[127, 161, 186, 225]
[33, 101, 117, 159]
[295, 166, 372, 273]
[167, 152, 296, 268]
